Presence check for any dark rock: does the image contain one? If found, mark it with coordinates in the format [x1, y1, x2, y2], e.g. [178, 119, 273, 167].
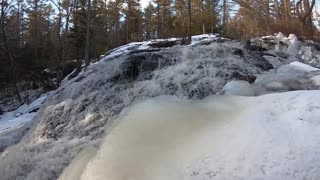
[263, 52, 277, 57]
[28, 107, 40, 113]
[32, 81, 39, 90]
[129, 49, 162, 54]
[246, 51, 274, 71]
[245, 40, 268, 51]
[274, 51, 289, 58]
[232, 48, 244, 57]
[73, 76, 86, 83]
[14, 112, 23, 117]
[61, 60, 78, 77]
[110, 53, 174, 82]
[67, 70, 80, 80]
[149, 40, 180, 48]
[231, 72, 257, 83]
[196, 64, 204, 69]
[305, 42, 320, 51]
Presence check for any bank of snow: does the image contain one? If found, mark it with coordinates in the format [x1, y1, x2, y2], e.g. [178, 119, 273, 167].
[59, 91, 320, 180]
[0, 95, 47, 151]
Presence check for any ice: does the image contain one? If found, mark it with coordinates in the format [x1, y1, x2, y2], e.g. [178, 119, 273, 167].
[59, 91, 320, 180]
[287, 34, 301, 54]
[310, 75, 320, 86]
[222, 80, 255, 96]
[289, 61, 320, 72]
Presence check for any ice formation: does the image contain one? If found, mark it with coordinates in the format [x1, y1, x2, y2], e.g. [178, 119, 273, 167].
[59, 92, 320, 180]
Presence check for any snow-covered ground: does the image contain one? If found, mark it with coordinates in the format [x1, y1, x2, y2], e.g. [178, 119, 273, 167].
[0, 33, 320, 179]
[0, 95, 47, 151]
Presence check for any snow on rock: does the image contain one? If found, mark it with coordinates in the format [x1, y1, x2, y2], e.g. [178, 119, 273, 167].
[59, 91, 320, 180]
[310, 75, 320, 86]
[286, 34, 301, 54]
[276, 61, 319, 76]
[251, 32, 320, 69]
[190, 34, 226, 46]
[222, 80, 255, 96]
[100, 34, 226, 61]
[0, 95, 47, 151]
[289, 61, 320, 72]
[222, 60, 320, 96]
[251, 32, 296, 53]
[0, 87, 45, 112]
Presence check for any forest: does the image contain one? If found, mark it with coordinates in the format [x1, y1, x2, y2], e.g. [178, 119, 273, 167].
[0, 0, 319, 104]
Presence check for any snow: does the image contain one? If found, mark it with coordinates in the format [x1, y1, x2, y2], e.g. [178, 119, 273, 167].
[289, 61, 320, 72]
[310, 75, 320, 86]
[190, 34, 222, 45]
[0, 95, 47, 150]
[221, 61, 320, 96]
[313, 20, 320, 30]
[59, 91, 320, 180]
[100, 34, 223, 61]
[275, 61, 320, 76]
[222, 80, 255, 96]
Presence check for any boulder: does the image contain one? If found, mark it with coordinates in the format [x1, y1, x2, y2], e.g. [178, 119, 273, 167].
[222, 80, 255, 96]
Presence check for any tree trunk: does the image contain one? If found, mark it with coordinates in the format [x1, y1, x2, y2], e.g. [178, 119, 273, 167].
[0, 0, 22, 102]
[296, 0, 316, 38]
[222, 0, 228, 37]
[85, 0, 91, 69]
[187, 0, 192, 44]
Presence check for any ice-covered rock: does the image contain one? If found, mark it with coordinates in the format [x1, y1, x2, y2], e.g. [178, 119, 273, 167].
[277, 61, 320, 75]
[289, 61, 320, 72]
[222, 80, 255, 96]
[287, 34, 301, 54]
[310, 75, 320, 86]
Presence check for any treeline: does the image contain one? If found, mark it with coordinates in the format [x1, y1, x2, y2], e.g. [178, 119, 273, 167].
[0, 0, 319, 100]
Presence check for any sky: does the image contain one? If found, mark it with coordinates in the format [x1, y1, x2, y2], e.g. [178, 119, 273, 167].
[140, 0, 150, 9]
[139, 0, 320, 13]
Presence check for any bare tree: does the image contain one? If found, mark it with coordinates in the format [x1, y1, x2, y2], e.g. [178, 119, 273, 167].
[187, 0, 192, 44]
[296, 0, 316, 37]
[85, 0, 91, 69]
[0, 0, 22, 102]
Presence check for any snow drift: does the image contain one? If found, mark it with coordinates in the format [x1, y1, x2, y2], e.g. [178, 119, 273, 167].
[59, 91, 320, 180]
[0, 95, 47, 151]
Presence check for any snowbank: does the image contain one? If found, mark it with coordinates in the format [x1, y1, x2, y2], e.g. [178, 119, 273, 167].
[222, 80, 255, 96]
[288, 61, 320, 72]
[0, 95, 47, 151]
[59, 91, 320, 180]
